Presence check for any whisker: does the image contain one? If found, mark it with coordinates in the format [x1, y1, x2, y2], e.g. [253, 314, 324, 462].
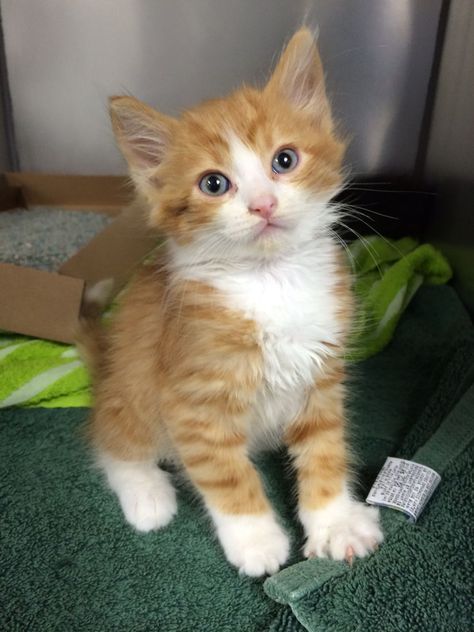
[328, 228, 356, 271]
[335, 207, 405, 260]
[332, 199, 397, 222]
[335, 221, 384, 275]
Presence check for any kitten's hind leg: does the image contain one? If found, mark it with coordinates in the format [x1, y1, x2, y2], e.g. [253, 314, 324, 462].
[99, 454, 177, 532]
[90, 395, 177, 532]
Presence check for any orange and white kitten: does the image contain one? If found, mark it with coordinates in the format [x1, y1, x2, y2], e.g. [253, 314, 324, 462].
[84, 28, 383, 577]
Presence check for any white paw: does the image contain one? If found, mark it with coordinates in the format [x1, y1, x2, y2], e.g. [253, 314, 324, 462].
[210, 510, 290, 577]
[300, 494, 383, 561]
[118, 475, 177, 532]
[100, 455, 177, 532]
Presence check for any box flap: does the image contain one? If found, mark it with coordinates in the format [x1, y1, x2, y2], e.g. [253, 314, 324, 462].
[59, 204, 159, 291]
[0, 174, 159, 343]
[0, 264, 84, 343]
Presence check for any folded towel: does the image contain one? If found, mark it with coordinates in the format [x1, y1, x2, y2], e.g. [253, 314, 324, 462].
[0, 237, 452, 408]
[1, 285, 471, 632]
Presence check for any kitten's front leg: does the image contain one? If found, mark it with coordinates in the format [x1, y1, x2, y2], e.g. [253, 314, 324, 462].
[285, 361, 383, 561]
[164, 401, 289, 577]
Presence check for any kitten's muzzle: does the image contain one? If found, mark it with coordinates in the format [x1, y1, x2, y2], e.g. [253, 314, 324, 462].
[248, 194, 278, 220]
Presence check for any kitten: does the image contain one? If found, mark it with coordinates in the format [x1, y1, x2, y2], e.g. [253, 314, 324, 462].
[82, 28, 383, 577]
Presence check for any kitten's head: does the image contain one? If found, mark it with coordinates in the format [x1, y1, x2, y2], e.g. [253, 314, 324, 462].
[110, 29, 345, 261]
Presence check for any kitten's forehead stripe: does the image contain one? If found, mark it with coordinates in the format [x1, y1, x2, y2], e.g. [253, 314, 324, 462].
[228, 133, 274, 203]
[181, 112, 231, 165]
[180, 89, 272, 163]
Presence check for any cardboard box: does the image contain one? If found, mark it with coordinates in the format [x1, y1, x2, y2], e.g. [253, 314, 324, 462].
[0, 172, 158, 343]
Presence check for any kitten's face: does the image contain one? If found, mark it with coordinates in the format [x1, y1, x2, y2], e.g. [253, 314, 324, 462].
[111, 29, 345, 260]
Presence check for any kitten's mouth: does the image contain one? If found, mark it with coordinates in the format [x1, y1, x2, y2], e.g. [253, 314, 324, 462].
[254, 218, 287, 238]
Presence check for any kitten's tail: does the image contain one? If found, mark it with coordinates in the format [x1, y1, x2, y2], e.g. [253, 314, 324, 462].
[76, 278, 114, 381]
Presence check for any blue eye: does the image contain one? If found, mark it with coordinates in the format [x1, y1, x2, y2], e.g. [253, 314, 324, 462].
[199, 173, 230, 196]
[272, 148, 298, 174]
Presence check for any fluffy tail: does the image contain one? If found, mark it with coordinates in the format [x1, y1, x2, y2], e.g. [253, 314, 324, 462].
[76, 279, 114, 381]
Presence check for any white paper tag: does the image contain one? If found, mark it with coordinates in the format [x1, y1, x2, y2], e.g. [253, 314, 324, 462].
[366, 457, 441, 522]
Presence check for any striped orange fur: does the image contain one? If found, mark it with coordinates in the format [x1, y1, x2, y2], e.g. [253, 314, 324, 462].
[285, 357, 350, 509]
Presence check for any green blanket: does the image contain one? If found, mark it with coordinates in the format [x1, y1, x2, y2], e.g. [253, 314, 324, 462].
[1, 285, 472, 632]
[266, 350, 474, 632]
[0, 237, 451, 408]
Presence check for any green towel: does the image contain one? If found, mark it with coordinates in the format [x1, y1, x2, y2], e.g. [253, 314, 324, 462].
[265, 340, 474, 632]
[0, 237, 452, 408]
[0, 336, 91, 407]
[1, 285, 472, 631]
[347, 236, 452, 360]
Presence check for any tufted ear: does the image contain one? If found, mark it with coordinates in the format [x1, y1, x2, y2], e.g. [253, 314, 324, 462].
[265, 28, 332, 124]
[109, 96, 176, 171]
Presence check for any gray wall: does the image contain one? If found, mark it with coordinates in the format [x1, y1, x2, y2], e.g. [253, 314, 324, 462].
[0, 91, 9, 171]
[423, 0, 474, 315]
[1, 0, 441, 176]
[0, 10, 12, 171]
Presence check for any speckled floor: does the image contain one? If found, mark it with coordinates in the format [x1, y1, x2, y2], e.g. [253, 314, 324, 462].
[0, 207, 112, 271]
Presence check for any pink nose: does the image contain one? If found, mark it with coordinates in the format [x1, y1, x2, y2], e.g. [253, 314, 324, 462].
[248, 194, 277, 220]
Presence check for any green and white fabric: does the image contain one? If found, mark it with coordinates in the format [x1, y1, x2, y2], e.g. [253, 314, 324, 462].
[0, 237, 452, 408]
[0, 338, 90, 408]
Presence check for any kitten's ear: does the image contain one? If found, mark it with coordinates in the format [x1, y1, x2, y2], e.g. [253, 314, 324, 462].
[109, 96, 176, 171]
[265, 28, 332, 124]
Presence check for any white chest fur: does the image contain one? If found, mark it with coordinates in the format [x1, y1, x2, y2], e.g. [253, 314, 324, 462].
[175, 237, 344, 447]
[227, 240, 342, 446]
